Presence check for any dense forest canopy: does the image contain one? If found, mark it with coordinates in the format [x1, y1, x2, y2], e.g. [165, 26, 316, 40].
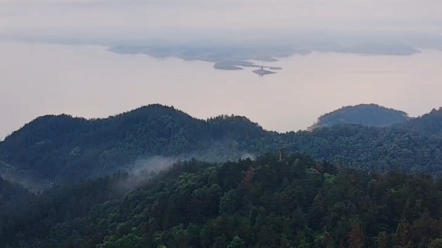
[397, 107, 442, 137]
[1, 103, 442, 190]
[308, 104, 410, 130]
[2, 104, 442, 247]
[0, 105, 267, 188]
[3, 154, 442, 247]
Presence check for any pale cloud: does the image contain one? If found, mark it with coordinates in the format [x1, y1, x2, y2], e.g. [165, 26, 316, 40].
[0, 0, 441, 34]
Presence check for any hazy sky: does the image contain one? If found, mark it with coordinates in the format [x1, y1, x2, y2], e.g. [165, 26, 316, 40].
[1, 0, 441, 39]
[1, 41, 442, 140]
[1, 0, 442, 140]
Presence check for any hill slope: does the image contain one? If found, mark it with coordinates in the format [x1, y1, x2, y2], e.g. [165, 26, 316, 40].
[308, 104, 409, 130]
[0, 104, 267, 186]
[3, 154, 442, 247]
[2, 104, 442, 189]
[397, 107, 442, 136]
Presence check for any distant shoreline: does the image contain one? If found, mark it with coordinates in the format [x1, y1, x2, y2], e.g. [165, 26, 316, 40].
[107, 43, 421, 75]
[213, 60, 282, 71]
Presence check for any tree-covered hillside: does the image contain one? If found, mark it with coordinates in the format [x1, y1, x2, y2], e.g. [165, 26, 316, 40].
[308, 104, 409, 130]
[280, 124, 442, 174]
[0, 105, 268, 186]
[397, 108, 442, 137]
[2, 104, 442, 189]
[3, 154, 442, 247]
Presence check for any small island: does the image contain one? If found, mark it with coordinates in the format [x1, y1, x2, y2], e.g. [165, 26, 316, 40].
[253, 67, 276, 76]
[213, 60, 281, 76]
[107, 42, 296, 76]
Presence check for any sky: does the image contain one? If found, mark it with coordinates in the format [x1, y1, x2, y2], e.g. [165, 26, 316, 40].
[1, 0, 442, 139]
[1, 0, 441, 39]
[1, 42, 442, 140]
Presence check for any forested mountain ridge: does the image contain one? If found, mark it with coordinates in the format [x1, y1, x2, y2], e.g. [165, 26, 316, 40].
[308, 104, 410, 130]
[2, 104, 442, 190]
[3, 104, 442, 247]
[397, 107, 442, 137]
[4, 154, 442, 247]
[0, 104, 268, 187]
[281, 124, 442, 174]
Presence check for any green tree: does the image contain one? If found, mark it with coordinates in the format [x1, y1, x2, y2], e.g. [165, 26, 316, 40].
[227, 236, 246, 248]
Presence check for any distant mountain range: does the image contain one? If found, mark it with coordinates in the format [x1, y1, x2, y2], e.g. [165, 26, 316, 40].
[2, 103, 442, 190]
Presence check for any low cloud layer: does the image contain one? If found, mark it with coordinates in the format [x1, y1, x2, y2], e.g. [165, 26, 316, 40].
[115, 152, 256, 193]
[115, 156, 178, 193]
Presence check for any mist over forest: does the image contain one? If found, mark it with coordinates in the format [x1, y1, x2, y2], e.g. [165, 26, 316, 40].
[2, 0, 442, 247]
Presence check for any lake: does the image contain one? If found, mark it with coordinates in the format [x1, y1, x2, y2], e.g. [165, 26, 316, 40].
[1, 41, 442, 139]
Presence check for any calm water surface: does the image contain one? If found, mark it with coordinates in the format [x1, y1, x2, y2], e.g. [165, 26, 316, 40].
[1, 41, 442, 139]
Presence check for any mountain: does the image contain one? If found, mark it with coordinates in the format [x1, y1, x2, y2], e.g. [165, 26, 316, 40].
[308, 104, 409, 130]
[4, 154, 442, 247]
[284, 124, 442, 173]
[4, 104, 442, 247]
[0, 104, 268, 187]
[2, 103, 442, 190]
[397, 107, 442, 136]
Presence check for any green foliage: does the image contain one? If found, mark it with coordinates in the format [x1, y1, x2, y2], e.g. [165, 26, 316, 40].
[398, 107, 442, 137]
[0, 105, 266, 184]
[282, 125, 442, 174]
[3, 104, 442, 189]
[4, 104, 442, 248]
[228, 236, 246, 248]
[2, 154, 442, 247]
[309, 103, 409, 129]
[429, 238, 442, 248]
